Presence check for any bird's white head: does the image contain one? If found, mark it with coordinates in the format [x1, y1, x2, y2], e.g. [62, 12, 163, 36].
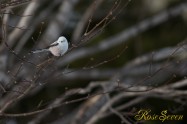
[57, 36, 68, 44]
[57, 36, 68, 55]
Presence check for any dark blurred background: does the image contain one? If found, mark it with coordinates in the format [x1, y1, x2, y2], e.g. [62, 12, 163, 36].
[0, 0, 187, 124]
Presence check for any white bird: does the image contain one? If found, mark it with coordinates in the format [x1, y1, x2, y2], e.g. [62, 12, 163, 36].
[31, 36, 69, 56]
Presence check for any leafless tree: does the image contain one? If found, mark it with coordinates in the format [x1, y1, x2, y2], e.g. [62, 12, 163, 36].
[0, 0, 187, 124]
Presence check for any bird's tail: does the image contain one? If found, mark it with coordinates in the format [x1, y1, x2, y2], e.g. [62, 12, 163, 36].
[31, 49, 49, 54]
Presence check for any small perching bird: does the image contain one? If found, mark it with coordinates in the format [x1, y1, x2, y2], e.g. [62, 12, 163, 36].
[31, 36, 69, 56]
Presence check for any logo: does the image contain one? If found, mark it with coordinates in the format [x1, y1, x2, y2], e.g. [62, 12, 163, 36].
[134, 109, 183, 122]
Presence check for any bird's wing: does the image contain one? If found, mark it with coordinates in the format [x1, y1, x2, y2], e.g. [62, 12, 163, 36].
[46, 42, 59, 49]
